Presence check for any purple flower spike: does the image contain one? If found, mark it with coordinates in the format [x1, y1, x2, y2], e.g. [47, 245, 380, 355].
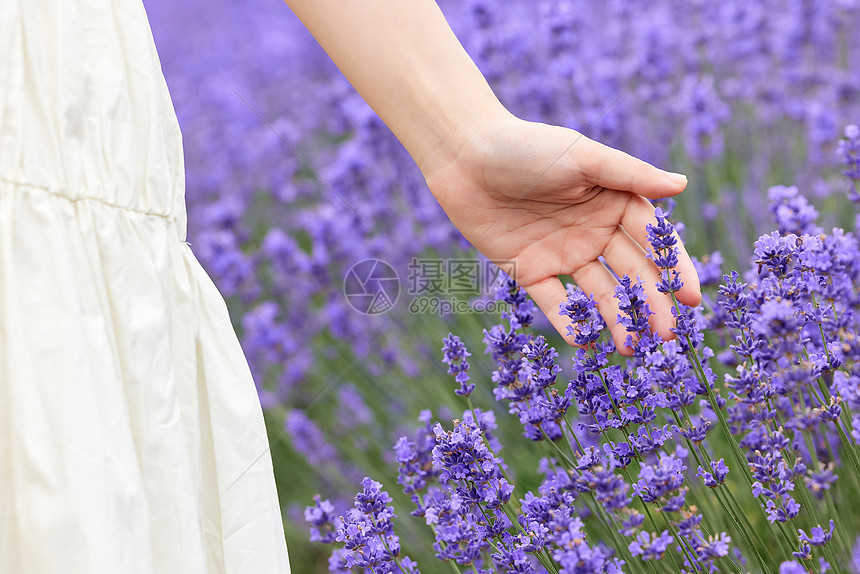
[798, 520, 836, 547]
[559, 286, 605, 347]
[767, 185, 821, 236]
[442, 333, 475, 397]
[697, 458, 729, 488]
[615, 276, 656, 355]
[629, 530, 674, 561]
[837, 124, 860, 189]
[698, 532, 732, 560]
[646, 208, 684, 294]
[305, 495, 341, 544]
[328, 477, 420, 572]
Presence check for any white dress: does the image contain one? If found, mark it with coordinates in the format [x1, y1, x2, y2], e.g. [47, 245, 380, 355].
[0, 0, 291, 572]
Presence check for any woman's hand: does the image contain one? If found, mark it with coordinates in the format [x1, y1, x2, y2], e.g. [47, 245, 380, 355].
[283, 0, 701, 350]
[424, 114, 701, 353]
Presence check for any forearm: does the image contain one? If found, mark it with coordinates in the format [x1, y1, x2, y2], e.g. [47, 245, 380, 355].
[283, 0, 510, 176]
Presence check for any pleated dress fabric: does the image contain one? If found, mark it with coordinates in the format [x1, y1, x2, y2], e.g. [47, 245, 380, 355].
[0, 1, 291, 572]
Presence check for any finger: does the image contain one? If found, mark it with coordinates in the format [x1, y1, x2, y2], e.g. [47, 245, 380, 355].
[621, 195, 702, 306]
[602, 226, 676, 341]
[570, 260, 634, 356]
[521, 276, 579, 347]
[575, 137, 688, 200]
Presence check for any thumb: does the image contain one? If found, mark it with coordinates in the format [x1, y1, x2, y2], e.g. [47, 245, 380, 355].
[575, 137, 688, 199]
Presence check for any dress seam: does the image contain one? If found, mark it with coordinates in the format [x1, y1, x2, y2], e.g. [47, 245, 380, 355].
[0, 177, 174, 220]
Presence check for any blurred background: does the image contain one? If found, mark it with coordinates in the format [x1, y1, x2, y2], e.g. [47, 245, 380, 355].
[143, 0, 859, 571]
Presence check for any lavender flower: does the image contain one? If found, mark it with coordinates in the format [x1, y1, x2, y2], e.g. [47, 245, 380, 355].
[837, 124, 860, 191]
[395, 411, 440, 498]
[615, 276, 655, 353]
[424, 414, 514, 567]
[697, 458, 730, 488]
[442, 334, 476, 397]
[306, 480, 420, 573]
[305, 495, 341, 544]
[629, 529, 674, 561]
[553, 518, 624, 573]
[559, 286, 606, 348]
[767, 185, 821, 236]
[432, 419, 514, 509]
[632, 452, 688, 512]
[334, 478, 420, 572]
[798, 520, 837, 549]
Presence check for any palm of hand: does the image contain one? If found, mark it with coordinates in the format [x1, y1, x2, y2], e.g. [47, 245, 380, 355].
[425, 118, 701, 352]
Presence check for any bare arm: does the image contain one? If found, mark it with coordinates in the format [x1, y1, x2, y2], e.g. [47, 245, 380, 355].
[284, 0, 507, 176]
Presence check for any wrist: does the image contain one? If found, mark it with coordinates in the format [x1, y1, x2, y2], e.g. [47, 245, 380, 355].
[410, 83, 514, 182]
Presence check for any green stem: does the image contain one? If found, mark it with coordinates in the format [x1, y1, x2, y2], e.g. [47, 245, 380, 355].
[798, 429, 852, 558]
[713, 484, 771, 572]
[833, 421, 860, 490]
[684, 434, 772, 571]
[662, 510, 705, 574]
[644, 558, 661, 574]
[669, 293, 756, 491]
[621, 467, 684, 574]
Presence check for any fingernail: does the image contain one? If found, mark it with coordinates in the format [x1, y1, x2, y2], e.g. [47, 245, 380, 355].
[663, 171, 688, 186]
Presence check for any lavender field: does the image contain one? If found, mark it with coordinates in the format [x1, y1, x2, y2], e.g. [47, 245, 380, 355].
[145, 1, 860, 572]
